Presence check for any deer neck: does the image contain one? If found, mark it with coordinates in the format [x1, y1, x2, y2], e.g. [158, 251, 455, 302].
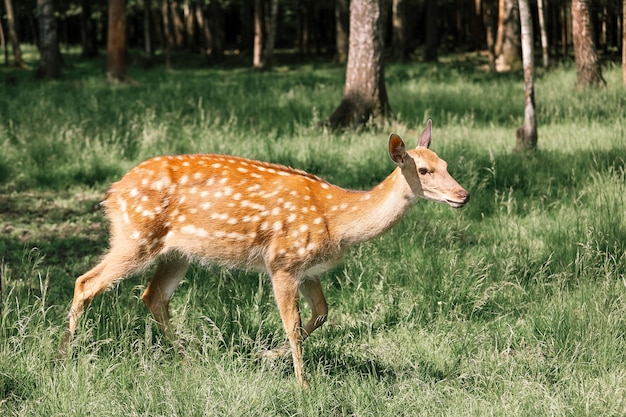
[330, 167, 416, 247]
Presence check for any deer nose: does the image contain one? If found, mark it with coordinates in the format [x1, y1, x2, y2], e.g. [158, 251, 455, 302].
[457, 189, 470, 203]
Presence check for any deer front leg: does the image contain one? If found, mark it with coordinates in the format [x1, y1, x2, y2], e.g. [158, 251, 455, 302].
[270, 270, 308, 388]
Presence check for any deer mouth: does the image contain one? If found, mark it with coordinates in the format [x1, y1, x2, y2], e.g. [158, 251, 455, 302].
[444, 192, 470, 208]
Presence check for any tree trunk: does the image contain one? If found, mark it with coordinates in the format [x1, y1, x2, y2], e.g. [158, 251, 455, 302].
[483, 0, 497, 71]
[253, 0, 264, 68]
[623, 0, 626, 87]
[391, 0, 407, 61]
[516, 0, 537, 151]
[36, 0, 62, 79]
[162, 0, 173, 69]
[335, 0, 349, 63]
[537, 0, 549, 68]
[4, 0, 25, 68]
[424, 0, 438, 62]
[170, 1, 185, 48]
[263, 0, 279, 68]
[80, 0, 98, 59]
[495, 0, 520, 72]
[106, 0, 127, 82]
[572, 0, 606, 88]
[326, 0, 390, 130]
[144, 0, 153, 62]
[0, 15, 7, 65]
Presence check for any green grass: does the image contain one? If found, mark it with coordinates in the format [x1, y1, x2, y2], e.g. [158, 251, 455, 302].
[1, 47, 625, 416]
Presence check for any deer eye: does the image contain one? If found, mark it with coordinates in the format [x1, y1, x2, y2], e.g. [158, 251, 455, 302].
[418, 168, 429, 176]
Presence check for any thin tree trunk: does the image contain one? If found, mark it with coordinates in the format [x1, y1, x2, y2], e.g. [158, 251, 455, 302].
[144, 0, 153, 62]
[391, 0, 407, 61]
[483, 0, 497, 71]
[170, 1, 185, 48]
[537, 0, 549, 68]
[4, 0, 25, 68]
[263, 0, 279, 67]
[623, 0, 626, 86]
[424, 0, 438, 61]
[253, 0, 263, 68]
[80, 0, 98, 58]
[517, 0, 537, 151]
[335, 0, 349, 63]
[107, 0, 127, 82]
[0, 16, 7, 65]
[162, 0, 173, 69]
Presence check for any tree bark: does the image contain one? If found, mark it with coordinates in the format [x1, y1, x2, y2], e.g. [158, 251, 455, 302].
[424, 0, 438, 62]
[144, 0, 153, 62]
[516, 0, 537, 151]
[495, 0, 520, 72]
[335, 0, 349, 63]
[80, 0, 99, 59]
[537, 0, 549, 68]
[106, 0, 127, 82]
[623, 0, 626, 87]
[263, 0, 279, 68]
[0, 13, 7, 65]
[36, 0, 62, 79]
[572, 0, 606, 88]
[483, 0, 497, 71]
[4, 0, 25, 68]
[326, 0, 390, 130]
[391, 0, 407, 61]
[253, 0, 264, 68]
[162, 0, 173, 69]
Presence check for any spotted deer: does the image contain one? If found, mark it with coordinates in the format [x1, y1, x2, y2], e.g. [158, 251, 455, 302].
[59, 120, 469, 387]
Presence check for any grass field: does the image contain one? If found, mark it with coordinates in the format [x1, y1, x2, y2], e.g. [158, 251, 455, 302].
[1, 48, 625, 416]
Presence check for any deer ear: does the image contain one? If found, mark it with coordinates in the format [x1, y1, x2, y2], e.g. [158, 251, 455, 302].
[389, 133, 407, 166]
[417, 119, 432, 149]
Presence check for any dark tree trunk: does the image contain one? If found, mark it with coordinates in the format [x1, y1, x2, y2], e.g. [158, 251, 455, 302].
[623, 0, 626, 87]
[80, 0, 98, 59]
[424, 0, 438, 62]
[4, 0, 26, 68]
[263, 0, 279, 67]
[326, 0, 390, 130]
[572, 0, 606, 88]
[335, 0, 349, 63]
[36, 0, 62, 79]
[106, 0, 127, 82]
[483, 0, 497, 71]
[162, 0, 173, 69]
[0, 18, 7, 65]
[391, 0, 407, 61]
[144, 0, 153, 62]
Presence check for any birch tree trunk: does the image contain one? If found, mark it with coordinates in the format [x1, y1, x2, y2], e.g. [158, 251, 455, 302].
[516, 0, 537, 151]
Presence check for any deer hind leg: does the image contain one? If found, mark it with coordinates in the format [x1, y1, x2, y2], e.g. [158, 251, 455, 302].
[299, 278, 328, 341]
[58, 246, 151, 357]
[141, 255, 189, 346]
[271, 270, 308, 387]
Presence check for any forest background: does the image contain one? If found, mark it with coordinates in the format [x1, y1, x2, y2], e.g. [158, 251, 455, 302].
[1, 0, 626, 416]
